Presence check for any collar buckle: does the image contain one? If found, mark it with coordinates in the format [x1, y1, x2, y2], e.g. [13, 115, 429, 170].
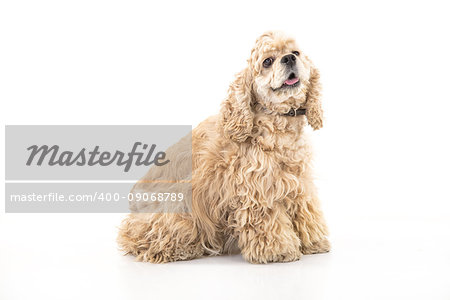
[283, 107, 306, 117]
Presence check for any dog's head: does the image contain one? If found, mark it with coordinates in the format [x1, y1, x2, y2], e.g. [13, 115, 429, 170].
[221, 31, 323, 142]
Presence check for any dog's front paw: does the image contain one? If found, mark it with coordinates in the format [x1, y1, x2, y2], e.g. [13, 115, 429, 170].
[241, 239, 302, 264]
[243, 247, 302, 264]
[243, 252, 301, 264]
[301, 239, 331, 254]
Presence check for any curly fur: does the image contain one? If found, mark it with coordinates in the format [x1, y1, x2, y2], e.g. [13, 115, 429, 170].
[118, 31, 329, 264]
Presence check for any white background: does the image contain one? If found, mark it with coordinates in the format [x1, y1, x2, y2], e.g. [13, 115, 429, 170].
[1, 0, 450, 299]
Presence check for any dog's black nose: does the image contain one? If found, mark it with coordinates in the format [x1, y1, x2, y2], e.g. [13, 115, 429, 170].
[281, 54, 296, 66]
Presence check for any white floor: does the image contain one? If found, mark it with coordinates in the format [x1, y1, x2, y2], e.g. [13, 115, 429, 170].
[1, 213, 449, 300]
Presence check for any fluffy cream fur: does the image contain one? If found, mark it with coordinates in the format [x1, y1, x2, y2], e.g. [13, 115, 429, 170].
[117, 31, 330, 264]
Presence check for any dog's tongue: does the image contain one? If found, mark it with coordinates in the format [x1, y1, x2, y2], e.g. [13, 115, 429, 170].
[284, 77, 299, 86]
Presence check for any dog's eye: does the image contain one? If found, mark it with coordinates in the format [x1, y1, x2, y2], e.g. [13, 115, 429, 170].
[263, 57, 274, 68]
[292, 51, 300, 56]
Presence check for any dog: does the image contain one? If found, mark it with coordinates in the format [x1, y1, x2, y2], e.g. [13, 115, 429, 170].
[117, 31, 330, 263]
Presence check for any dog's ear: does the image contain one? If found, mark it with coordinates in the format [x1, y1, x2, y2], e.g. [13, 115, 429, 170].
[305, 64, 323, 130]
[220, 67, 254, 142]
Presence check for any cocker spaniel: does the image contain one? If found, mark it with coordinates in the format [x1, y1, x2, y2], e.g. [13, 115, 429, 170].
[118, 31, 330, 263]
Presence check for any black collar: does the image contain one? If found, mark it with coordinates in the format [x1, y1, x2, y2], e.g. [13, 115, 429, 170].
[283, 107, 306, 117]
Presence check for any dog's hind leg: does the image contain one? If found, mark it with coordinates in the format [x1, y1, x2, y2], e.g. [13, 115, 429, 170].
[117, 213, 204, 263]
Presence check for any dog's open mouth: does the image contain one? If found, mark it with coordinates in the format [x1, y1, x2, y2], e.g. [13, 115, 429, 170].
[272, 73, 300, 91]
